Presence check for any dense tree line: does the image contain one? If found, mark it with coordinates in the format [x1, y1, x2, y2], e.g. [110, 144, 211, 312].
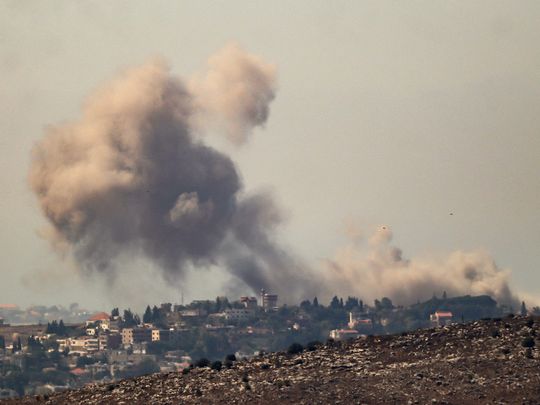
[46, 320, 68, 336]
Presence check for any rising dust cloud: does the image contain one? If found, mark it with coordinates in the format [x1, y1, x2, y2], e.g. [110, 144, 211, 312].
[29, 44, 520, 306]
[325, 225, 518, 307]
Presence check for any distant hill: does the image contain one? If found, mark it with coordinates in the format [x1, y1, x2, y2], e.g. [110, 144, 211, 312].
[6, 315, 540, 404]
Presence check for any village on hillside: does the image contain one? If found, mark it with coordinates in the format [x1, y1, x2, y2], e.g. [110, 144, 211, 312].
[0, 292, 533, 399]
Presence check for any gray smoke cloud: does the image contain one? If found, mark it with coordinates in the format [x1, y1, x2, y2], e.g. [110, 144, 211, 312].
[323, 225, 519, 307]
[29, 45, 315, 302]
[29, 44, 525, 307]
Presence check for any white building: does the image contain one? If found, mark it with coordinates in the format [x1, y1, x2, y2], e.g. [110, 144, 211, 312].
[121, 328, 153, 346]
[58, 335, 107, 353]
[430, 311, 453, 327]
[179, 309, 207, 317]
[329, 329, 360, 341]
[348, 312, 373, 330]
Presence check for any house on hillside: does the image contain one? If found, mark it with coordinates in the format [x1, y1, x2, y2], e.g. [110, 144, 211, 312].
[430, 311, 453, 327]
[86, 312, 111, 330]
[329, 329, 360, 341]
[348, 312, 373, 333]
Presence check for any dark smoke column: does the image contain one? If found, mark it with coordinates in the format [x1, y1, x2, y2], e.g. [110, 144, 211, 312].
[29, 45, 318, 303]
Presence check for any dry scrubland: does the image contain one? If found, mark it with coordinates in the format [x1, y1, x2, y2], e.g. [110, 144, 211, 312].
[5, 316, 540, 404]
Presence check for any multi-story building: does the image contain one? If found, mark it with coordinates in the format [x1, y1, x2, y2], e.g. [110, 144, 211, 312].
[151, 329, 177, 342]
[67, 337, 88, 353]
[121, 328, 152, 346]
[260, 290, 278, 311]
[56, 338, 69, 352]
[224, 308, 253, 321]
[84, 335, 107, 352]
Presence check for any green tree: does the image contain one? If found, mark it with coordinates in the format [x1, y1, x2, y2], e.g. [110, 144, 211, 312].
[134, 357, 160, 375]
[147, 341, 170, 356]
[521, 301, 528, 316]
[27, 335, 43, 353]
[143, 305, 152, 323]
[195, 358, 211, 368]
[287, 342, 303, 354]
[76, 355, 96, 368]
[300, 300, 311, 309]
[345, 297, 359, 310]
[380, 297, 394, 310]
[57, 320, 67, 336]
[151, 305, 161, 322]
[215, 297, 229, 312]
[123, 309, 137, 327]
[46, 320, 58, 334]
[0, 365, 28, 396]
[224, 354, 236, 362]
[330, 296, 340, 309]
[151, 306, 166, 328]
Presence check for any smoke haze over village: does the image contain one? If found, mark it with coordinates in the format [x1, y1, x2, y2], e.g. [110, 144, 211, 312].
[27, 46, 522, 309]
[1, 2, 540, 310]
[28, 45, 321, 303]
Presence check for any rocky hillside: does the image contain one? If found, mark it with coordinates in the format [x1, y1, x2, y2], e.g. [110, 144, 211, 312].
[6, 316, 540, 404]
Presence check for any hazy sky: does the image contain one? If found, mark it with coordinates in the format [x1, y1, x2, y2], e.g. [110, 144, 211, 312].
[1, 1, 539, 311]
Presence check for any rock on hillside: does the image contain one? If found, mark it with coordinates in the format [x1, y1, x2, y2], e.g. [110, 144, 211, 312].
[6, 316, 540, 404]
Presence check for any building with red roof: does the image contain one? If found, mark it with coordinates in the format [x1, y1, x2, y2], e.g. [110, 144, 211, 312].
[88, 312, 110, 322]
[86, 312, 111, 330]
[430, 311, 453, 327]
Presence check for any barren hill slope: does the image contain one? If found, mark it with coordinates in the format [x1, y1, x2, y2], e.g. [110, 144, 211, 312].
[6, 316, 540, 404]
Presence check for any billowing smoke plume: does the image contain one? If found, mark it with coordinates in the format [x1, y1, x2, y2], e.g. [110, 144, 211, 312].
[189, 43, 277, 145]
[29, 44, 524, 307]
[324, 225, 519, 306]
[29, 45, 314, 302]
